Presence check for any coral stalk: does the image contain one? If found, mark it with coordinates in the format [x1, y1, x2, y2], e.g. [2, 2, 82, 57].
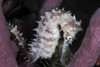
[0, 6, 18, 67]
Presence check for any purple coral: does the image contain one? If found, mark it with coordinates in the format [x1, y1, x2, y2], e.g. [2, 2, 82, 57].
[0, 1, 18, 67]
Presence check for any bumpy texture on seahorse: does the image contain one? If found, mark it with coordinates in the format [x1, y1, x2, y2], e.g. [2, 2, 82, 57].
[28, 8, 82, 62]
[8, 8, 82, 64]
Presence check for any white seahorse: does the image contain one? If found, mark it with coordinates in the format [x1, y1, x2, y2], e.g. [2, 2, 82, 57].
[9, 8, 82, 64]
[28, 8, 82, 63]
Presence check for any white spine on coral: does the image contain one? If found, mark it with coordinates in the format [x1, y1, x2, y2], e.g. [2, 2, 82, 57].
[28, 8, 82, 63]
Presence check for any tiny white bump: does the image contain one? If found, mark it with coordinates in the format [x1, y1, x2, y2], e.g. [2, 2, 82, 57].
[40, 16, 44, 19]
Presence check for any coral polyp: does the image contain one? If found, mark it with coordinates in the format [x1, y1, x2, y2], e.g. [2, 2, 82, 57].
[8, 8, 82, 65]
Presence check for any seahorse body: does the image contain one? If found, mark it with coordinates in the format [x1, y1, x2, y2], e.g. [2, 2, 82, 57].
[28, 9, 82, 62]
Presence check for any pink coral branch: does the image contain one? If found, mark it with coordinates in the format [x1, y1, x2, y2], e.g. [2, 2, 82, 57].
[0, 1, 18, 67]
[39, 0, 62, 15]
[68, 8, 100, 67]
[2, 0, 13, 13]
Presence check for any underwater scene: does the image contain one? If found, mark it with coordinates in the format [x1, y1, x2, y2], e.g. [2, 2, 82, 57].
[0, 0, 100, 67]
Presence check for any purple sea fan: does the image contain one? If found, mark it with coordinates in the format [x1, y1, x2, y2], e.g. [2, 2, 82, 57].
[28, 8, 82, 63]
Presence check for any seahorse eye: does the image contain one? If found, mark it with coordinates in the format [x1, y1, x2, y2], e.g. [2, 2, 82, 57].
[66, 36, 73, 44]
[67, 36, 72, 40]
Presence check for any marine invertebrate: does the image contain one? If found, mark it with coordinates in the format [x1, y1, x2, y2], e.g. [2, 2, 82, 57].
[8, 8, 82, 65]
[39, 0, 63, 15]
[0, 2, 18, 67]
